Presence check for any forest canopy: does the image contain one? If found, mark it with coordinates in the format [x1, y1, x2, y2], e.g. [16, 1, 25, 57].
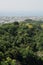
[0, 19, 43, 65]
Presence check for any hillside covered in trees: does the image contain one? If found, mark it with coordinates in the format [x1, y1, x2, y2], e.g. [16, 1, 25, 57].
[0, 19, 43, 65]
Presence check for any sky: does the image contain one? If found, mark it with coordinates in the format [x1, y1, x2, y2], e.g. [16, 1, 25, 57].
[0, 0, 43, 16]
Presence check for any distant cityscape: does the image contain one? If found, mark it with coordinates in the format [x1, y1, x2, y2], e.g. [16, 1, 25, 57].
[0, 16, 43, 24]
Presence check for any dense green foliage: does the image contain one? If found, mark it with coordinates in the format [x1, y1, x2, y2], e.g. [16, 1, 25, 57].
[0, 19, 43, 65]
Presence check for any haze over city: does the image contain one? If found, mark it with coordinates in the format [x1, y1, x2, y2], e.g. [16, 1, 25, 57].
[0, 0, 43, 16]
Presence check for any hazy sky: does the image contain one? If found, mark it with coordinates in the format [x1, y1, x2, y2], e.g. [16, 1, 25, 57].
[0, 0, 43, 16]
